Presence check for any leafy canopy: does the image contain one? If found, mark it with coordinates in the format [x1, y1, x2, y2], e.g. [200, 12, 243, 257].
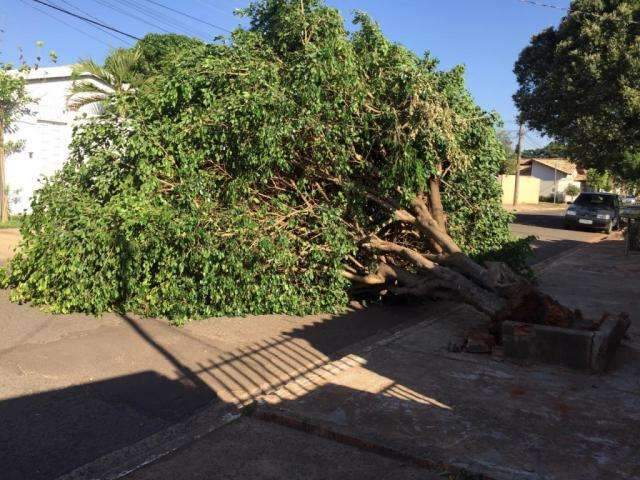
[514, 0, 640, 179]
[3, 0, 516, 321]
[132, 33, 205, 78]
[0, 66, 29, 131]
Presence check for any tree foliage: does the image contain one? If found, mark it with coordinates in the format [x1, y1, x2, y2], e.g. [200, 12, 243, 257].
[132, 33, 205, 78]
[522, 141, 568, 159]
[0, 67, 30, 132]
[514, 0, 640, 179]
[586, 169, 614, 192]
[2, 0, 522, 321]
[496, 130, 517, 174]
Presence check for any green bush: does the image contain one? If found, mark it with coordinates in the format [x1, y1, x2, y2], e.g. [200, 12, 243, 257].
[564, 184, 581, 198]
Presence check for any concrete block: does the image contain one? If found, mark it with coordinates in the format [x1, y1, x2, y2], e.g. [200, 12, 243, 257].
[591, 315, 631, 372]
[502, 321, 593, 369]
[502, 317, 630, 372]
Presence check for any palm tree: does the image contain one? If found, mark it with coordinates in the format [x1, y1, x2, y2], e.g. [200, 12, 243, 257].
[67, 48, 144, 112]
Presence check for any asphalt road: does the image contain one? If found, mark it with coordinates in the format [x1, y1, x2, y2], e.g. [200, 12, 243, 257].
[510, 207, 606, 264]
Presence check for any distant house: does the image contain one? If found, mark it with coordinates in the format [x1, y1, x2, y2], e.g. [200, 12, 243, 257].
[5, 65, 109, 212]
[521, 157, 586, 202]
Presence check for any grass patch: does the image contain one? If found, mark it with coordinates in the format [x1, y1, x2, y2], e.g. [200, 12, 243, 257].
[0, 215, 24, 229]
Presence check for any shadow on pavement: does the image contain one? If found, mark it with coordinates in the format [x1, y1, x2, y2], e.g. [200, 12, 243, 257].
[513, 212, 567, 230]
[527, 238, 586, 265]
[0, 371, 217, 480]
[0, 304, 430, 480]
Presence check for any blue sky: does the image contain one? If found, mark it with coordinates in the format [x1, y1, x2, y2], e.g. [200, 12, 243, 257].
[1, 0, 567, 148]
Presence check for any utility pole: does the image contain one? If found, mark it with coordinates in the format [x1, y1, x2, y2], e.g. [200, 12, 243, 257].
[512, 122, 525, 207]
[553, 158, 558, 204]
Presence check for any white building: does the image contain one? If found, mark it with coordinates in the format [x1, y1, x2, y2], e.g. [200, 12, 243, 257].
[522, 158, 586, 202]
[5, 65, 108, 212]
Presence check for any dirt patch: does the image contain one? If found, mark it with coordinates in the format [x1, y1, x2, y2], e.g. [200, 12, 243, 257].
[0, 229, 20, 265]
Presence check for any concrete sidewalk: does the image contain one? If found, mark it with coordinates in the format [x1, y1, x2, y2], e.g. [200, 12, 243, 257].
[0, 293, 433, 480]
[237, 238, 640, 480]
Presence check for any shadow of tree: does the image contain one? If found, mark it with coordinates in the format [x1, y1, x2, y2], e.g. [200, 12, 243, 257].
[1, 303, 438, 480]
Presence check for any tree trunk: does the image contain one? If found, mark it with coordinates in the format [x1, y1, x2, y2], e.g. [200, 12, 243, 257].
[0, 125, 8, 223]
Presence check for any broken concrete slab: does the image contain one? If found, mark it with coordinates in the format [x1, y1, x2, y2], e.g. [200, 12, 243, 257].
[502, 321, 594, 369]
[502, 315, 631, 372]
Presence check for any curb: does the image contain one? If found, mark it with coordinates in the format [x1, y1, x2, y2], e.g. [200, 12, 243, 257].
[55, 402, 242, 480]
[250, 403, 485, 479]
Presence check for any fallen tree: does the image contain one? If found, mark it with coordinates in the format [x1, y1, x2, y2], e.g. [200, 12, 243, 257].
[2, 0, 573, 326]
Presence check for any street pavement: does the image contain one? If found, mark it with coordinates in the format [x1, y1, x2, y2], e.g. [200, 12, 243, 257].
[509, 206, 606, 264]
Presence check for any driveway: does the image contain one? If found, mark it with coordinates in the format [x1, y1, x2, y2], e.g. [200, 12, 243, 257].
[509, 206, 606, 264]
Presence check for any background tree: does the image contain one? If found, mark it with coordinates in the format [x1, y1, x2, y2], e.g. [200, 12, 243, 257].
[514, 0, 640, 179]
[497, 130, 517, 174]
[0, 69, 29, 222]
[564, 184, 581, 198]
[522, 141, 568, 159]
[586, 169, 613, 192]
[0, 43, 43, 223]
[68, 48, 144, 111]
[3, 0, 574, 328]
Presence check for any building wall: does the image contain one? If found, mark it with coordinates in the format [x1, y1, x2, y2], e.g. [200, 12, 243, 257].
[531, 162, 566, 198]
[499, 175, 540, 205]
[5, 70, 100, 213]
[530, 162, 584, 202]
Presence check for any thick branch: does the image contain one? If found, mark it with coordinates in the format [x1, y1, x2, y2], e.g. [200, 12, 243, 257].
[410, 196, 461, 254]
[342, 270, 386, 285]
[439, 252, 496, 291]
[365, 238, 505, 316]
[428, 175, 446, 231]
[365, 238, 435, 270]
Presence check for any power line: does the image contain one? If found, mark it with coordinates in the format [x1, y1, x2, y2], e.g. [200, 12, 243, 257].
[138, 0, 232, 34]
[54, 0, 133, 45]
[20, 0, 116, 48]
[88, 0, 173, 35]
[192, 0, 239, 21]
[518, 0, 640, 25]
[518, 0, 567, 12]
[30, 0, 142, 40]
[112, 0, 208, 38]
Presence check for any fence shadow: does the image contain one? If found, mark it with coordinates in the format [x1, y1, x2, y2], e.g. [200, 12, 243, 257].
[1, 303, 434, 480]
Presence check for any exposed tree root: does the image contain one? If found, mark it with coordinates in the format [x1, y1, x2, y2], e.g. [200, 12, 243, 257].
[346, 172, 578, 328]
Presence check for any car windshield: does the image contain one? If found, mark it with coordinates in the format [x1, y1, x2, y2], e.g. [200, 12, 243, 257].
[574, 194, 615, 208]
